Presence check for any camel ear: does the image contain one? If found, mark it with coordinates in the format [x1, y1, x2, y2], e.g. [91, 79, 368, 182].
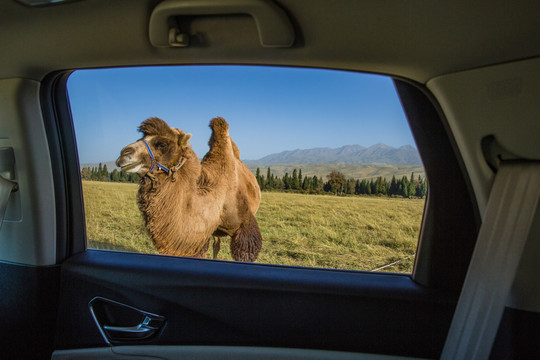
[179, 133, 192, 148]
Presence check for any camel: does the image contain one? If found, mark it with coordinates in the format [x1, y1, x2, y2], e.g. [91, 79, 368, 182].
[115, 117, 263, 262]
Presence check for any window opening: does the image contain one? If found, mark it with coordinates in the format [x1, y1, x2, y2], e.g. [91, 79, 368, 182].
[68, 65, 425, 272]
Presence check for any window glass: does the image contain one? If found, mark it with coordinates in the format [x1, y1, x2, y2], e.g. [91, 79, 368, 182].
[68, 66, 425, 272]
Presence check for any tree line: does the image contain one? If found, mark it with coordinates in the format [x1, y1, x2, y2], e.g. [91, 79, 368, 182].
[81, 163, 139, 183]
[255, 168, 427, 198]
[81, 163, 427, 198]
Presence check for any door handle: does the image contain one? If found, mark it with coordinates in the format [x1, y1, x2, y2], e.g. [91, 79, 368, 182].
[149, 0, 295, 48]
[102, 315, 164, 341]
[89, 297, 166, 344]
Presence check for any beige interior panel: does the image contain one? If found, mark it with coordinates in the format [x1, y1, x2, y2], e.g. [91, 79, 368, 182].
[0, 78, 56, 265]
[427, 57, 540, 214]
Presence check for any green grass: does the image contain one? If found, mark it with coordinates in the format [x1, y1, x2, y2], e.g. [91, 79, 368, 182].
[83, 181, 424, 273]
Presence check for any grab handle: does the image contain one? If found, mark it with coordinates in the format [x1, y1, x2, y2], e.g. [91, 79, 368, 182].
[149, 0, 295, 48]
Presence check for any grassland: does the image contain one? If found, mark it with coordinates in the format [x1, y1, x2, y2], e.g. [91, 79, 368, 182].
[82, 181, 424, 273]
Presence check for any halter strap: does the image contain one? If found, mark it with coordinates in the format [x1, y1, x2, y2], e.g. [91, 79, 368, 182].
[141, 140, 184, 175]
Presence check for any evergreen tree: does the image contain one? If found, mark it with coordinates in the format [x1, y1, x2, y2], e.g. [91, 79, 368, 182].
[389, 175, 398, 196]
[379, 177, 389, 195]
[283, 173, 290, 190]
[102, 164, 110, 181]
[408, 172, 416, 197]
[110, 169, 120, 182]
[266, 167, 273, 190]
[312, 176, 319, 192]
[302, 176, 310, 191]
[401, 176, 409, 197]
[355, 179, 361, 195]
[356, 179, 363, 194]
[275, 177, 283, 190]
[291, 169, 299, 190]
[370, 179, 376, 195]
[255, 168, 264, 189]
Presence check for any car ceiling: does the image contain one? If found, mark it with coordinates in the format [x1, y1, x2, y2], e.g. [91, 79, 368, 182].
[1, 0, 539, 83]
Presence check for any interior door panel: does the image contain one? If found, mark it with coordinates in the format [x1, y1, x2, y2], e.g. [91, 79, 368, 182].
[0, 261, 60, 360]
[54, 250, 456, 359]
[52, 345, 423, 360]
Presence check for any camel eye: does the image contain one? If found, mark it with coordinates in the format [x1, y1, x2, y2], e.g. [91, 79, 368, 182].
[156, 142, 168, 151]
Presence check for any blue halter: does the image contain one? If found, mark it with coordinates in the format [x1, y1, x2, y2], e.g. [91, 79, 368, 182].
[142, 140, 184, 175]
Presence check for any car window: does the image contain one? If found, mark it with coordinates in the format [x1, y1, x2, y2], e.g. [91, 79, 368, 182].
[68, 65, 425, 273]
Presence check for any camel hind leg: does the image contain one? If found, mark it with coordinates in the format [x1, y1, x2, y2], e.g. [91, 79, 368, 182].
[230, 212, 262, 262]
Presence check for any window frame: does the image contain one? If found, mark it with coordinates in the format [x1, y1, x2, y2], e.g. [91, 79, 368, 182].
[41, 68, 480, 292]
[394, 79, 480, 291]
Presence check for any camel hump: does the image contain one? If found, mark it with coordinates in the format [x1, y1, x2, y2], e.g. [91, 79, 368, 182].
[209, 117, 229, 136]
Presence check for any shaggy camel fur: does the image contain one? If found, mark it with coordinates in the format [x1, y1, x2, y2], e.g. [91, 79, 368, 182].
[115, 117, 262, 261]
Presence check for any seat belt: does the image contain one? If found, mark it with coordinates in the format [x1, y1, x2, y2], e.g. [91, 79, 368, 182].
[441, 161, 540, 360]
[0, 174, 17, 231]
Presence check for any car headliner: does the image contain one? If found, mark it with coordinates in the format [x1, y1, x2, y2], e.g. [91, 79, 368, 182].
[1, 0, 538, 83]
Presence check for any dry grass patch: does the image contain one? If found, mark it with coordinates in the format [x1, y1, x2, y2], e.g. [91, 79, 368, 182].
[83, 181, 424, 272]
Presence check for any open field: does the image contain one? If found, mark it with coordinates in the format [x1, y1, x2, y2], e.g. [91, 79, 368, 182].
[82, 181, 424, 273]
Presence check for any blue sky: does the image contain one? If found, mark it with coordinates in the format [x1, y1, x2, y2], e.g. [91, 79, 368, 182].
[68, 65, 415, 164]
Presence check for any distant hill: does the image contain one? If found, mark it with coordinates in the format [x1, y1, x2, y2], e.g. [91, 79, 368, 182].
[244, 143, 421, 166]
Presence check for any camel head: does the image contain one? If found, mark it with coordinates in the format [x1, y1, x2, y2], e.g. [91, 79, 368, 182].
[116, 117, 192, 177]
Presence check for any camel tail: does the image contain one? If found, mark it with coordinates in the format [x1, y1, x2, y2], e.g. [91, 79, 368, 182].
[230, 212, 262, 262]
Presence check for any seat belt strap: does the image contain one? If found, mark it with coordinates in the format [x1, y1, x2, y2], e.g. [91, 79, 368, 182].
[0, 174, 17, 231]
[441, 161, 540, 360]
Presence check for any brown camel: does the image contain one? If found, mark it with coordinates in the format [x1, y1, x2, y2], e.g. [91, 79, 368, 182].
[115, 117, 262, 261]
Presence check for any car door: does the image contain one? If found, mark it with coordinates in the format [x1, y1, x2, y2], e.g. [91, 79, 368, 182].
[40, 73, 477, 360]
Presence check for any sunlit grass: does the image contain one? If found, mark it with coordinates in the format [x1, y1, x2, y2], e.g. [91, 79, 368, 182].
[83, 181, 424, 273]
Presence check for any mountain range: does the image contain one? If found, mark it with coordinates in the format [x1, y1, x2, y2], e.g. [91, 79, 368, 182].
[244, 143, 421, 166]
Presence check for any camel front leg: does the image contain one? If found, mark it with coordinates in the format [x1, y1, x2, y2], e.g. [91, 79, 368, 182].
[192, 240, 209, 258]
[213, 236, 221, 259]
